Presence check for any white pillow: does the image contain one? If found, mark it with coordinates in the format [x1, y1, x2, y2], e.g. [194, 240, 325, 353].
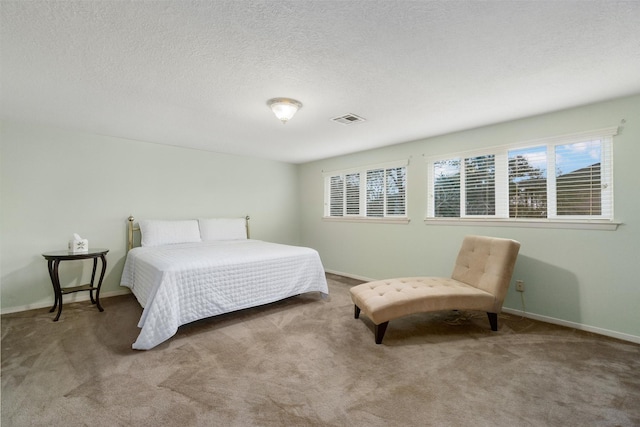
[139, 219, 201, 247]
[199, 218, 247, 241]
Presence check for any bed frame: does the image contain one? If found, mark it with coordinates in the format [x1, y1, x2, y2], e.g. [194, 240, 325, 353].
[127, 215, 251, 251]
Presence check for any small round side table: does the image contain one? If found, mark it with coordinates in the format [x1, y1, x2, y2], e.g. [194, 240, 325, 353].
[41, 248, 109, 321]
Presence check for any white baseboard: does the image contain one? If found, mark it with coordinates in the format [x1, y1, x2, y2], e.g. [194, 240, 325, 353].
[325, 269, 377, 283]
[325, 270, 640, 345]
[501, 307, 640, 345]
[1, 288, 132, 315]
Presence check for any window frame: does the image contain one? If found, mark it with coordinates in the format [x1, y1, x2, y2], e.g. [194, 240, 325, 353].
[323, 159, 409, 224]
[425, 127, 620, 230]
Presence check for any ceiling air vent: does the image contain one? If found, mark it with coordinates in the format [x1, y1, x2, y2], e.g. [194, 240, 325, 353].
[331, 113, 367, 125]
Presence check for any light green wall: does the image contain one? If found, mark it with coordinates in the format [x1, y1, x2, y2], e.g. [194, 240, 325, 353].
[0, 120, 300, 311]
[298, 95, 640, 341]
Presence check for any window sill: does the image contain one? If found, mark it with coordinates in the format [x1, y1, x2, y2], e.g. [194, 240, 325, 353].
[423, 218, 621, 231]
[323, 216, 410, 224]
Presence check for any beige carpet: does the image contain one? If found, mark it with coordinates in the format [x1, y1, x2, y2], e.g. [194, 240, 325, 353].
[2, 274, 639, 426]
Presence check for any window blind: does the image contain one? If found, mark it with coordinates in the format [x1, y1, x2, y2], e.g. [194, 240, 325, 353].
[329, 175, 344, 217]
[345, 173, 360, 215]
[464, 155, 496, 216]
[386, 166, 407, 216]
[433, 159, 460, 217]
[366, 169, 384, 217]
[508, 146, 547, 218]
[554, 139, 604, 217]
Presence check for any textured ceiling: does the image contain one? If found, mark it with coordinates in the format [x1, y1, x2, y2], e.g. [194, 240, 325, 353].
[2, 1, 639, 164]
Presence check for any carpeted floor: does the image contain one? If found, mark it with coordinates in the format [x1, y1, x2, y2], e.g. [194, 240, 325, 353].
[2, 273, 639, 426]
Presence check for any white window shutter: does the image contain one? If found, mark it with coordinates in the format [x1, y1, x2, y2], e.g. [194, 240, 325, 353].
[426, 127, 617, 222]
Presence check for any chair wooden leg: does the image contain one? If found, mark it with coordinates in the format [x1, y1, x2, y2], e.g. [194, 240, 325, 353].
[375, 321, 389, 344]
[354, 305, 361, 319]
[487, 312, 498, 331]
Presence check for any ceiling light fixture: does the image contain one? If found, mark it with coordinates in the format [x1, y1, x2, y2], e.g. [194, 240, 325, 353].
[267, 98, 302, 124]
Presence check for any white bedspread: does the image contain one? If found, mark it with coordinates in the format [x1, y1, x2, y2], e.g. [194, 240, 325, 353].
[120, 240, 328, 350]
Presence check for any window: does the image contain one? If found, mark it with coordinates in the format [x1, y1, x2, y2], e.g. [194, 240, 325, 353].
[345, 173, 360, 215]
[509, 146, 547, 218]
[433, 159, 460, 217]
[324, 160, 408, 221]
[465, 154, 496, 216]
[329, 175, 344, 216]
[426, 127, 617, 224]
[555, 140, 604, 216]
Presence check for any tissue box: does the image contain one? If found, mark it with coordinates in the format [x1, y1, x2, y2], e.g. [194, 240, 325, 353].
[68, 239, 89, 253]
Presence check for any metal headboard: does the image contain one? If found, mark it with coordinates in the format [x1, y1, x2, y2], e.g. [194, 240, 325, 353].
[127, 215, 251, 251]
[127, 216, 140, 252]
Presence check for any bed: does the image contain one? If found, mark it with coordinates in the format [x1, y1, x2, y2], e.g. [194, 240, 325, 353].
[120, 216, 328, 350]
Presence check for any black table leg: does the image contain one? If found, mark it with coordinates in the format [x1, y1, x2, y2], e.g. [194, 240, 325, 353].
[47, 259, 59, 313]
[89, 258, 97, 304]
[95, 254, 106, 312]
[52, 260, 63, 322]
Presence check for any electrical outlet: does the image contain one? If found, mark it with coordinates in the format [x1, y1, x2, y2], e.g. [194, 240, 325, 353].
[515, 280, 525, 292]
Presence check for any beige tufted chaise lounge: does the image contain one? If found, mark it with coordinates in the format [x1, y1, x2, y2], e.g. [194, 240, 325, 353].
[350, 235, 521, 344]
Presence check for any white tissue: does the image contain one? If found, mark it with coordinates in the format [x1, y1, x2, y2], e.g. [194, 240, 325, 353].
[68, 233, 88, 253]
